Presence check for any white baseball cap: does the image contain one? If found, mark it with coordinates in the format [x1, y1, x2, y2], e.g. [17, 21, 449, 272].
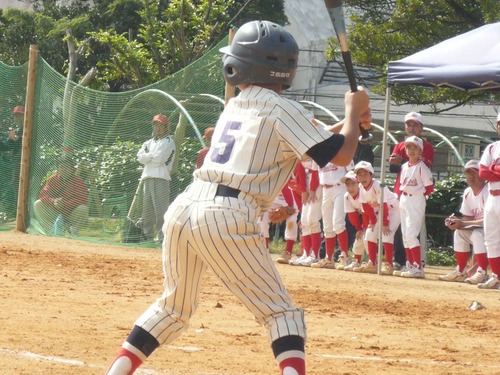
[341, 170, 358, 183]
[496, 112, 500, 123]
[464, 159, 479, 171]
[354, 160, 374, 175]
[405, 135, 424, 151]
[404, 111, 423, 125]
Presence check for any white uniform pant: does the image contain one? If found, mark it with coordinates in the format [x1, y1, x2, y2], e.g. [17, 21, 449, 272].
[484, 194, 500, 258]
[399, 194, 425, 249]
[321, 184, 346, 238]
[142, 177, 170, 241]
[300, 189, 322, 236]
[364, 205, 400, 244]
[135, 180, 306, 346]
[453, 228, 486, 254]
[352, 238, 366, 257]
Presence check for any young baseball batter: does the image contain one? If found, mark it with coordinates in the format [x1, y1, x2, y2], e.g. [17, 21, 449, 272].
[339, 170, 366, 270]
[354, 161, 400, 274]
[396, 136, 434, 278]
[477, 112, 500, 289]
[439, 160, 489, 283]
[106, 20, 371, 375]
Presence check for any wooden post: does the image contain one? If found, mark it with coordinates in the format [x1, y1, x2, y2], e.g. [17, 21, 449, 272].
[16, 45, 38, 232]
[224, 27, 237, 106]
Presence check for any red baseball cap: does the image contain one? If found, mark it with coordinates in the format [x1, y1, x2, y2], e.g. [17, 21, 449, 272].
[152, 114, 169, 125]
[13, 106, 25, 114]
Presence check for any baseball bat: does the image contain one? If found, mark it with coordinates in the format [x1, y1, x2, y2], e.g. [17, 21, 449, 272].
[324, 0, 373, 144]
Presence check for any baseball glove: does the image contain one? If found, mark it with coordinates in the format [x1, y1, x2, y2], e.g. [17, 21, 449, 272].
[269, 206, 295, 224]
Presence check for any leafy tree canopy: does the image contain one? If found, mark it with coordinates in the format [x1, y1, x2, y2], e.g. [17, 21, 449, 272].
[0, 0, 287, 90]
[339, 0, 500, 111]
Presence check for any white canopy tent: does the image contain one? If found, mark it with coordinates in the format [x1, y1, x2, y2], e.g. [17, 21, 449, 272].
[376, 22, 500, 272]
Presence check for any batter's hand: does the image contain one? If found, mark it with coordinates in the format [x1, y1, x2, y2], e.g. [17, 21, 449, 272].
[344, 87, 370, 124]
[382, 225, 391, 236]
[359, 108, 372, 132]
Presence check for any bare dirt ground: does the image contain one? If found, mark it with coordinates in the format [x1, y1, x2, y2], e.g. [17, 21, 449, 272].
[1, 230, 499, 375]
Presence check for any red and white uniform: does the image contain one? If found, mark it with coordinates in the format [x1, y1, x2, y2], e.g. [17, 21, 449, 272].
[299, 159, 321, 236]
[360, 179, 400, 243]
[479, 141, 500, 260]
[398, 160, 434, 249]
[319, 161, 353, 238]
[391, 139, 434, 195]
[454, 185, 488, 254]
[344, 191, 365, 257]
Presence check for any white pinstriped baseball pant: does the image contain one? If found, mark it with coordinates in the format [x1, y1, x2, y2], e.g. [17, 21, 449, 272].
[134, 180, 306, 345]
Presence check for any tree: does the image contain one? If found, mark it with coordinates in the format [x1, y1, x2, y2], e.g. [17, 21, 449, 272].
[340, 0, 500, 111]
[87, 0, 287, 90]
[0, 0, 287, 91]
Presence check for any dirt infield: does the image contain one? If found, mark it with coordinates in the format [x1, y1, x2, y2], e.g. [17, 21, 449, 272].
[1, 230, 499, 375]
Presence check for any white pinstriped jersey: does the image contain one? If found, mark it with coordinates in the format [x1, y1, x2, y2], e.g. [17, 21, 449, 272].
[398, 159, 433, 195]
[479, 141, 500, 190]
[318, 161, 354, 185]
[194, 85, 336, 213]
[460, 185, 488, 219]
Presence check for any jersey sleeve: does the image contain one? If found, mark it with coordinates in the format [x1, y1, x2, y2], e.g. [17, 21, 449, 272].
[275, 99, 339, 164]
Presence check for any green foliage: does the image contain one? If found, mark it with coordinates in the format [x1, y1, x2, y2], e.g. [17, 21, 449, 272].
[426, 247, 456, 266]
[426, 174, 467, 216]
[73, 140, 142, 195]
[0, 0, 287, 90]
[342, 0, 500, 108]
[171, 136, 201, 196]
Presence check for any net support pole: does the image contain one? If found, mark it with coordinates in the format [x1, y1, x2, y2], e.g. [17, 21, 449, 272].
[224, 28, 237, 105]
[16, 45, 38, 232]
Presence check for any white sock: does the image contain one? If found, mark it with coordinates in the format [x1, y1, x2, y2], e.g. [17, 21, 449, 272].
[107, 356, 132, 375]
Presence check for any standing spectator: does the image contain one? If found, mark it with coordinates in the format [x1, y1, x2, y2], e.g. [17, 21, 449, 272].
[439, 160, 489, 283]
[311, 161, 353, 268]
[33, 155, 88, 236]
[137, 114, 176, 243]
[477, 113, 500, 289]
[354, 161, 400, 274]
[395, 136, 434, 278]
[339, 170, 366, 270]
[196, 127, 215, 169]
[105, 20, 371, 375]
[0, 105, 25, 218]
[389, 112, 435, 269]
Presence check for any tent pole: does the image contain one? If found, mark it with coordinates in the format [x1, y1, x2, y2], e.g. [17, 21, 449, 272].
[377, 84, 392, 274]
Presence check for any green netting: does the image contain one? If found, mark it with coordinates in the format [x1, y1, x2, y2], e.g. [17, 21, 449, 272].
[0, 61, 27, 227]
[0, 37, 228, 246]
